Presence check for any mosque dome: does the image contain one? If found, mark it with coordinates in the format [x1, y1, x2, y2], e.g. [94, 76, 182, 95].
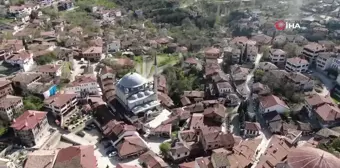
[118, 72, 147, 88]
[287, 147, 340, 168]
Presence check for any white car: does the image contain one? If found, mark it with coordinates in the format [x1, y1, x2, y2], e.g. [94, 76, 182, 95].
[108, 151, 117, 158]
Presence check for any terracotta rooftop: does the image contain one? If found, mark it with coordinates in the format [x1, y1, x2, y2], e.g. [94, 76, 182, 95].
[179, 157, 212, 168]
[24, 150, 58, 168]
[35, 64, 61, 73]
[190, 113, 204, 130]
[228, 138, 262, 168]
[12, 72, 41, 84]
[151, 123, 172, 134]
[179, 129, 197, 142]
[43, 93, 77, 108]
[116, 136, 148, 158]
[305, 94, 332, 107]
[231, 36, 249, 45]
[251, 34, 272, 44]
[205, 47, 220, 56]
[244, 122, 261, 131]
[102, 119, 136, 138]
[185, 57, 198, 64]
[53, 145, 96, 168]
[67, 75, 97, 87]
[83, 46, 102, 54]
[139, 151, 168, 168]
[256, 136, 295, 168]
[183, 91, 205, 98]
[287, 57, 309, 65]
[286, 72, 311, 82]
[315, 103, 340, 122]
[0, 95, 22, 109]
[8, 51, 31, 61]
[288, 147, 340, 168]
[11, 110, 47, 131]
[0, 80, 11, 88]
[184, 102, 204, 113]
[203, 103, 226, 119]
[304, 42, 325, 51]
[116, 164, 141, 168]
[260, 95, 289, 109]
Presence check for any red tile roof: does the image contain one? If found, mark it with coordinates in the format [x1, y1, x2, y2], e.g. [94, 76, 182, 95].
[185, 57, 198, 64]
[102, 119, 136, 138]
[68, 75, 97, 87]
[35, 64, 61, 73]
[305, 94, 332, 107]
[11, 110, 47, 131]
[116, 136, 148, 158]
[139, 151, 168, 168]
[203, 104, 226, 118]
[24, 150, 58, 168]
[260, 95, 289, 109]
[43, 93, 77, 108]
[315, 103, 340, 122]
[287, 57, 309, 65]
[244, 122, 261, 131]
[116, 164, 141, 168]
[53, 145, 96, 168]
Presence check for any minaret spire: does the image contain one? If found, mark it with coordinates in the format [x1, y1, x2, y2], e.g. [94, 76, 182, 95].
[153, 54, 158, 98]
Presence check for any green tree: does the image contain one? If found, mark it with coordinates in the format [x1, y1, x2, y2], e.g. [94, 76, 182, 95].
[23, 95, 43, 111]
[283, 43, 299, 58]
[254, 69, 265, 82]
[260, 46, 271, 61]
[36, 53, 57, 65]
[159, 142, 171, 155]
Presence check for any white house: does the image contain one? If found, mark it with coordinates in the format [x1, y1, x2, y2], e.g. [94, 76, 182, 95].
[259, 94, 290, 113]
[285, 57, 309, 73]
[8, 5, 32, 15]
[65, 75, 102, 96]
[107, 40, 120, 52]
[5, 51, 34, 72]
[34, 64, 62, 77]
[302, 42, 325, 62]
[316, 52, 337, 71]
[269, 49, 286, 64]
[43, 93, 78, 117]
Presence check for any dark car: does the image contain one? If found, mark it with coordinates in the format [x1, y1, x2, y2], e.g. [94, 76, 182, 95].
[76, 131, 85, 137]
[104, 142, 111, 148]
[106, 148, 116, 155]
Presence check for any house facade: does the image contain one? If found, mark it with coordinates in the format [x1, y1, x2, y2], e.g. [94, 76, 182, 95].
[43, 93, 78, 117]
[285, 57, 309, 73]
[81, 46, 102, 62]
[269, 49, 286, 64]
[0, 80, 14, 99]
[11, 110, 50, 147]
[0, 95, 23, 121]
[259, 95, 290, 114]
[5, 51, 34, 72]
[65, 75, 102, 96]
[302, 43, 325, 62]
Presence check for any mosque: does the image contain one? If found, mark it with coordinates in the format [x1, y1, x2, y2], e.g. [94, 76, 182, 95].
[115, 56, 161, 122]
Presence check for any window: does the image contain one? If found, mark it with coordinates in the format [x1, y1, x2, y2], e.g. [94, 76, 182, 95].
[185, 152, 188, 155]
[177, 154, 180, 157]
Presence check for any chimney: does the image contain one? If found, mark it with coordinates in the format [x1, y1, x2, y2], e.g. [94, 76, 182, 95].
[24, 121, 28, 127]
[13, 119, 16, 122]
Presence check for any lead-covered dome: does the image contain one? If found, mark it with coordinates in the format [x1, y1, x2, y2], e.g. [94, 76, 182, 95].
[288, 147, 340, 168]
[118, 72, 147, 88]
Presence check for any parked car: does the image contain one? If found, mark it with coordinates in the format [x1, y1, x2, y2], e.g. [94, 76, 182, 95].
[76, 131, 85, 137]
[106, 148, 116, 155]
[108, 151, 117, 157]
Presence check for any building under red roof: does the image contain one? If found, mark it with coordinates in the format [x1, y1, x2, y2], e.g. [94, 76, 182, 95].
[11, 110, 47, 131]
[288, 147, 340, 168]
[53, 145, 96, 168]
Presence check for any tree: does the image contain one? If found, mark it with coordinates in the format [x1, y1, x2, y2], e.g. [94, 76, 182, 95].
[260, 46, 270, 61]
[159, 142, 171, 155]
[283, 43, 299, 58]
[35, 52, 57, 65]
[254, 69, 265, 82]
[23, 94, 43, 111]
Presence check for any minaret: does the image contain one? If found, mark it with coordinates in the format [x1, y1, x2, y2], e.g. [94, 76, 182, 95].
[153, 55, 158, 99]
